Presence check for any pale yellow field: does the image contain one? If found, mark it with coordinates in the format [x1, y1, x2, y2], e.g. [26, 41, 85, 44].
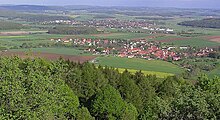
[117, 68, 174, 78]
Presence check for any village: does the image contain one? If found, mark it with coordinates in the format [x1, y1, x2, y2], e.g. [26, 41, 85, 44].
[85, 19, 153, 29]
[50, 37, 215, 61]
[42, 19, 154, 29]
[42, 19, 174, 33]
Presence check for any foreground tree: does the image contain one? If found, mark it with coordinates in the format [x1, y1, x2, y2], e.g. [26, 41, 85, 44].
[90, 85, 137, 120]
[0, 57, 220, 119]
[0, 57, 80, 119]
[118, 71, 143, 112]
[167, 85, 212, 120]
[76, 107, 95, 120]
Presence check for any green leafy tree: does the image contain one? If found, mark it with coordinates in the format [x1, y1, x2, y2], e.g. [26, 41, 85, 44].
[121, 103, 138, 120]
[118, 71, 143, 113]
[76, 107, 95, 120]
[140, 96, 171, 120]
[65, 62, 108, 104]
[0, 57, 80, 119]
[167, 85, 212, 120]
[90, 85, 126, 119]
[157, 76, 180, 99]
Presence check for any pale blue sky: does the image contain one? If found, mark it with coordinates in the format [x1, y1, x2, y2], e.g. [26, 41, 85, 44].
[0, 0, 219, 9]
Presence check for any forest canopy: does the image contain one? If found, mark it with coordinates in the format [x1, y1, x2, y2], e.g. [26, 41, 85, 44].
[0, 57, 219, 120]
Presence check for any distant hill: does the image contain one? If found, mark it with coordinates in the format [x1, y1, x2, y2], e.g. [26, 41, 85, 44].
[0, 5, 105, 11]
[0, 5, 61, 11]
[0, 5, 220, 18]
[0, 9, 73, 22]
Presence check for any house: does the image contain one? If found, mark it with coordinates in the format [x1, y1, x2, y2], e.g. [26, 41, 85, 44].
[63, 40, 70, 43]
[168, 47, 176, 50]
[166, 28, 174, 32]
[131, 48, 141, 53]
[173, 56, 181, 61]
[142, 27, 149, 30]
[180, 46, 188, 50]
[128, 55, 134, 58]
[138, 51, 149, 55]
[118, 53, 127, 57]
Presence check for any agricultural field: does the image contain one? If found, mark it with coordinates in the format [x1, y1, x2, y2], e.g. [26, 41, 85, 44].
[169, 37, 220, 48]
[0, 32, 153, 48]
[204, 36, 220, 43]
[0, 51, 95, 63]
[0, 34, 52, 48]
[0, 33, 77, 47]
[95, 56, 184, 75]
[10, 47, 91, 56]
[150, 34, 220, 47]
[1, 31, 219, 50]
[117, 68, 174, 78]
[208, 65, 220, 78]
[0, 6, 219, 79]
[76, 33, 152, 40]
[161, 17, 220, 35]
[74, 14, 94, 21]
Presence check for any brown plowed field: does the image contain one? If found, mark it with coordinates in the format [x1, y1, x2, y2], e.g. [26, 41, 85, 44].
[0, 31, 30, 36]
[0, 31, 47, 36]
[0, 51, 96, 63]
[204, 36, 220, 43]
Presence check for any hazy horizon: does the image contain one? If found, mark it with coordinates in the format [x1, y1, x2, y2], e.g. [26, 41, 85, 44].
[0, 0, 219, 9]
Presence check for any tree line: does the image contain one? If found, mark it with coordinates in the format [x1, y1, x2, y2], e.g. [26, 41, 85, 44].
[0, 57, 219, 120]
[0, 21, 25, 30]
[178, 18, 220, 28]
[48, 26, 98, 35]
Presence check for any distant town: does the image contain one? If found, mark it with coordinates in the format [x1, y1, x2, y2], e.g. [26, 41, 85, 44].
[42, 19, 174, 34]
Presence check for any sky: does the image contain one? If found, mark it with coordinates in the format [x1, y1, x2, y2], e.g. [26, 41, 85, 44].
[0, 0, 219, 9]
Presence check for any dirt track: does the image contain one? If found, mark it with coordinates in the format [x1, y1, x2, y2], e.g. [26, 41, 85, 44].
[0, 51, 96, 63]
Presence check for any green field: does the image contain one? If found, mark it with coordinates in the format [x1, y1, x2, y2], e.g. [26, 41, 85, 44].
[0, 31, 219, 49]
[76, 33, 151, 39]
[0, 34, 53, 47]
[11, 47, 91, 56]
[0, 32, 152, 47]
[95, 56, 184, 75]
[169, 37, 220, 47]
[152, 35, 183, 41]
[0, 33, 80, 48]
[150, 34, 220, 47]
[12, 48, 183, 78]
[208, 65, 220, 78]
[162, 17, 220, 35]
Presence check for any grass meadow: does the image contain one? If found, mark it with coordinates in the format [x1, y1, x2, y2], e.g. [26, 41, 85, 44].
[95, 56, 184, 74]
